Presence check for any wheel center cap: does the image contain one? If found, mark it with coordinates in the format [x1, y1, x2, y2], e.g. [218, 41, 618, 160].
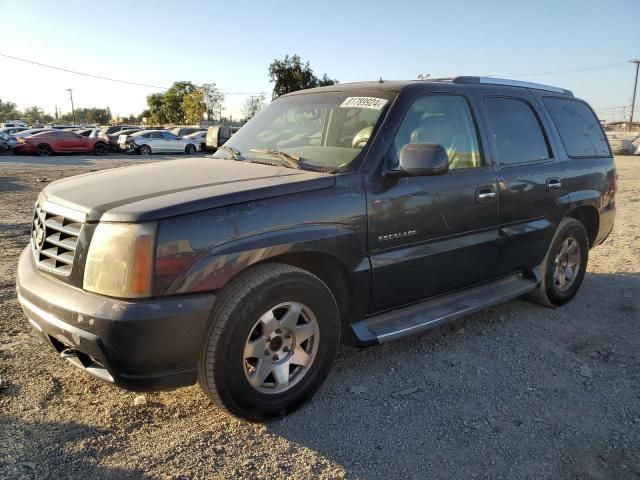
[269, 336, 283, 351]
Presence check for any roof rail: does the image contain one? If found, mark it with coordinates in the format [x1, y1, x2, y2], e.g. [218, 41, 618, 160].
[452, 76, 573, 96]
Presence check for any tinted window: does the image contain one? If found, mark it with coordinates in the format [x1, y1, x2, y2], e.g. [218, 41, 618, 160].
[484, 97, 550, 165]
[163, 132, 179, 140]
[543, 97, 610, 157]
[392, 95, 482, 169]
[149, 132, 164, 139]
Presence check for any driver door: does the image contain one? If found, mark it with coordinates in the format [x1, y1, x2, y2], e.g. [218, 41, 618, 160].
[366, 94, 499, 313]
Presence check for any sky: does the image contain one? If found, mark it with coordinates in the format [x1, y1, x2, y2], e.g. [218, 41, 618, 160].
[0, 0, 638, 122]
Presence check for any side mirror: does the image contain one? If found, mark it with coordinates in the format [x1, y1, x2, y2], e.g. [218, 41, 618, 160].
[389, 143, 449, 176]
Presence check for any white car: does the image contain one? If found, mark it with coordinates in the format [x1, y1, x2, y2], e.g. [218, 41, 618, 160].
[0, 120, 28, 128]
[184, 130, 207, 151]
[119, 130, 198, 155]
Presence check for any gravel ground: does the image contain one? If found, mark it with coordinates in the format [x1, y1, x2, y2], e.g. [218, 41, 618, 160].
[0, 153, 638, 480]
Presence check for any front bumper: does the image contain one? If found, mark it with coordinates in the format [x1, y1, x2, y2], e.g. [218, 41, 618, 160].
[16, 246, 216, 391]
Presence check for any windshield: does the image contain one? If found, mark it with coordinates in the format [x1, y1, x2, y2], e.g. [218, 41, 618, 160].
[213, 91, 395, 172]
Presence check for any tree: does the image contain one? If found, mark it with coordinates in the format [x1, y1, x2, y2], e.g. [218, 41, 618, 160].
[23, 106, 45, 125]
[200, 83, 225, 120]
[146, 92, 167, 125]
[242, 93, 267, 121]
[161, 81, 197, 124]
[268, 54, 338, 99]
[182, 89, 206, 124]
[0, 99, 21, 122]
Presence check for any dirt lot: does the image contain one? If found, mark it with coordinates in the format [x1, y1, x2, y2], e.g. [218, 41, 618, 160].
[1, 154, 638, 480]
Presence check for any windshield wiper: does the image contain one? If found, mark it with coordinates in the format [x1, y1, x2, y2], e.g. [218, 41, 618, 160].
[216, 145, 241, 160]
[248, 148, 301, 169]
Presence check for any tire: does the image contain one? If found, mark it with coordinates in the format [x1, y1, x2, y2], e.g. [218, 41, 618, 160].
[527, 217, 589, 307]
[198, 263, 340, 421]
[37, 144, 51, 157]
[94, 142, 107, 156]
[185, 144, 196, 154]
[139, 144, 151, 156]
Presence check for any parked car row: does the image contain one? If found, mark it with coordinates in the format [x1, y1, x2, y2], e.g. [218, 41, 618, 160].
[2, 124, 240, 157]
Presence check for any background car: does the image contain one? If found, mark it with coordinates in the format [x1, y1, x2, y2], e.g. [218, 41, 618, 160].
[98, 125, 140, 138]
[169, 126, 205, 137]
[106, 128, 144, 151]
[14, 130, 108, 156]
[0, 126, 28, 137]
[74, 128, 96, 137]
[184, 130, 207, 151]
[205, 125, 239, 151]
[119, 130, 198, 155]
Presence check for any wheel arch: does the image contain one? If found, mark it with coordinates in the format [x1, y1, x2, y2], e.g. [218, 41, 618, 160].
[260, 252, 352, 321]
[567, 205, 599, 246]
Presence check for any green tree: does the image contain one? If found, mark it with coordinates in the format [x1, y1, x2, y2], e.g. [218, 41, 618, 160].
[242, 93, 267, 121]
[200, 83, 225, 120]
[162, 81, 197, 124]
[22, 106, 45, 125]
[0, 99, 21, 122]
[182, 89, 206, 124]
[268, 54, 338, 99]
[146, 92, 167, 125]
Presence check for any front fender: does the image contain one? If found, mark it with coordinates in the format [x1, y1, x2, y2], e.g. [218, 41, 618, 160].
[166, 224, 364, 294]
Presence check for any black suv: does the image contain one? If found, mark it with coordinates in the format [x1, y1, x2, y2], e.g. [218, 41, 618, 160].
[17, 77, 616, 420]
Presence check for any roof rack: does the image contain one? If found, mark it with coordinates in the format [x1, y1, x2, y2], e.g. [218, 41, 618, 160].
[451, 76, 573, 96]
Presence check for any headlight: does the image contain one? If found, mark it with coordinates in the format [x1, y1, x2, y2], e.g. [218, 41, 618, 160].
[83, 222, 157, 298]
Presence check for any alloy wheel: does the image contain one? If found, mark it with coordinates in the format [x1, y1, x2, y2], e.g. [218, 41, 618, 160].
[553, 236, 581, 292]
[243, 301, 320, 394]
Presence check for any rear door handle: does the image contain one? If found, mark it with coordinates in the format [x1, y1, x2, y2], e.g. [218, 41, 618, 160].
[547, 178, 562, 191]
[476, 186, 497, 203]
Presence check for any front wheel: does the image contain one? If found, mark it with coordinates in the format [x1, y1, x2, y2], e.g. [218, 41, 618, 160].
[139, 144, 151, 156]
[527, 217, 589, 307]
[185, 144, 196, 154]
[198, 263, 340, 421]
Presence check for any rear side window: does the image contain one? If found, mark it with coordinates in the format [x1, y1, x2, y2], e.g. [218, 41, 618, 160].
[543, 97, 610, 158]
[484, 97, 550, 165]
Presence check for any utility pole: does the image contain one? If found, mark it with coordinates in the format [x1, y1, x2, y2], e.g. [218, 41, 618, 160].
[66, 88, 76, 124]
[629, 59, 640, 132]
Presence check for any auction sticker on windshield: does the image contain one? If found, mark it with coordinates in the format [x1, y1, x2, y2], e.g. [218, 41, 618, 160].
[340, 97, 388, 109]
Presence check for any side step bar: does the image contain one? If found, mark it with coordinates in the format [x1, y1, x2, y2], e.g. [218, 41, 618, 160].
[352, 273, 538, 346]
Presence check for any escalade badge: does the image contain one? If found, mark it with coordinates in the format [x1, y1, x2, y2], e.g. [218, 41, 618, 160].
[378, 230, 418, 242]
[33, 217, 46, 251]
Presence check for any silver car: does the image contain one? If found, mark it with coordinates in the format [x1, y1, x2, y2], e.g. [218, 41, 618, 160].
[118, 130, 198, 155]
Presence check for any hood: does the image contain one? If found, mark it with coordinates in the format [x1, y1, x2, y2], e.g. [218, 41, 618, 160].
[41, 157, 335, 222]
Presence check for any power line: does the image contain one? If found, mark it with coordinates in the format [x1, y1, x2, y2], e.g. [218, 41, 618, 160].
[0, 52, 265, 94]
[0, 52, 168, 89]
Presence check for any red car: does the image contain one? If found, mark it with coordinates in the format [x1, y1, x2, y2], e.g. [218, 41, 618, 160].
[14, 130, 108, 157]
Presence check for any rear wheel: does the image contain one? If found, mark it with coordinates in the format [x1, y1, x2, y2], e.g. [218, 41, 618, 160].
[185, 144, 196, 154]
[139, 144, 151, 156]
[94, 142, 107, 156]
[527, 218, 589, 307]
[37, 144, 51, 157]
[198, 263, 340, 421]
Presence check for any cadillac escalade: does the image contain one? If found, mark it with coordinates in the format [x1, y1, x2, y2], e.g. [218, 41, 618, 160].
[16, 77, 616, 420]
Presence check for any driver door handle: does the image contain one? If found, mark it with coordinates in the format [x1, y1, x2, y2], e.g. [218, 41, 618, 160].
[547, 178, 562, 191]
[476, 186, 497, 203]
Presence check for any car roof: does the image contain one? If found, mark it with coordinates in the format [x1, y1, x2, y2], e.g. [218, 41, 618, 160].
[284, 77, 573, 97]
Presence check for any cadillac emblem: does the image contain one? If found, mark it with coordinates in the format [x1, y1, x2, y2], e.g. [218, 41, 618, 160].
[33, 216, 46, 251]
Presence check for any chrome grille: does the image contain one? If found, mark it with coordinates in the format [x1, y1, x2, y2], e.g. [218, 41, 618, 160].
[32, 203, 83, 275]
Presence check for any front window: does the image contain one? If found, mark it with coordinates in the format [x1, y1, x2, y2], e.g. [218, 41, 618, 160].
[213, 91, 395, 172]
